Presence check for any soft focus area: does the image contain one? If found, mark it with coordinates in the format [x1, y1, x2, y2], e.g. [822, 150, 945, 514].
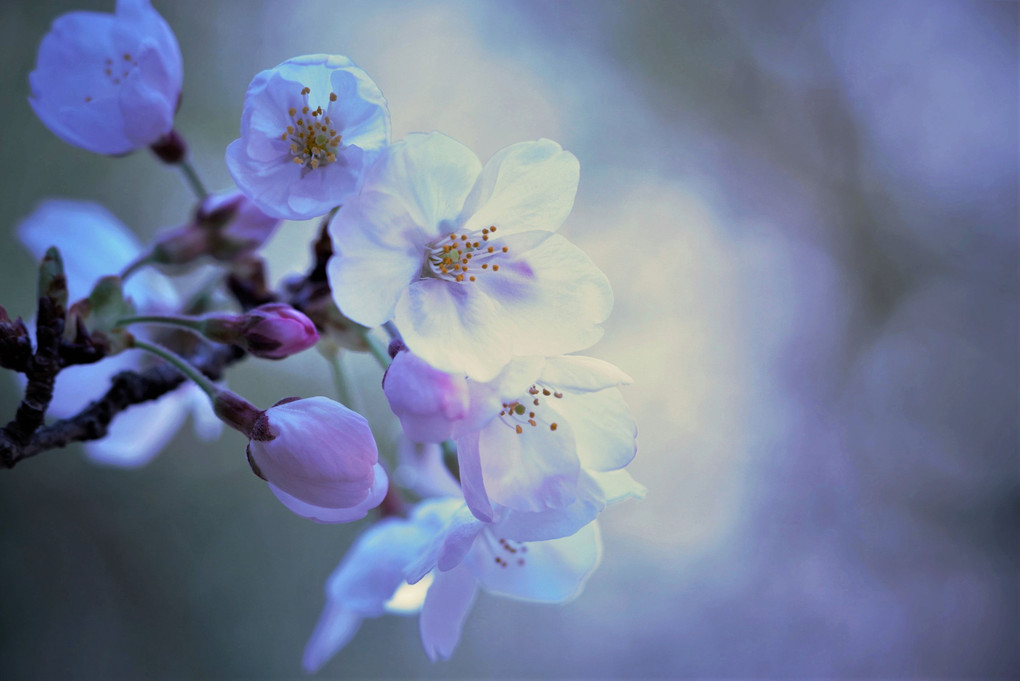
[1, 0, 1016, 678]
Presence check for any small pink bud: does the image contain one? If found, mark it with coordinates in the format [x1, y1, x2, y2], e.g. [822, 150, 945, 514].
[202, 303, 319, 359]
[245, 396, 388, 523]
[242, 303, 319, 359]
[383, 347, 471, 443]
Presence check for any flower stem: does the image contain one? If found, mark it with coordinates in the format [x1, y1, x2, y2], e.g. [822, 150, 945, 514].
[120, 253, 156, 281]
[357, 327, 390, 369]
[117, 314, 203, 332]
[131, 338, 218, 399]
[325, 350, 354, 408]
[178, 158, 209, 200]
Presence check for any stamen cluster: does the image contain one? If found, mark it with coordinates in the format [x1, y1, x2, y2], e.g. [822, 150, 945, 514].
[426, 226, 507, 283]
[282, 88, 342, 170]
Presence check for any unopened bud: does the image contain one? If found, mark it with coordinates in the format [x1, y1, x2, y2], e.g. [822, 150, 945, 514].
[150, 191, 280, 268]
[202, 303, 319, 359]
[0, 305, 32, 370]
[244, 396, 388, 523]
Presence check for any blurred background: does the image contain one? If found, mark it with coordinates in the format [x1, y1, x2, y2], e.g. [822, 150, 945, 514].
[0, 0, 1016, 678]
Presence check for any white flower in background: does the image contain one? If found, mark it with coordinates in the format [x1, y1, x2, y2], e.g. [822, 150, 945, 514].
[246, 396, 388, 523]
[226, 54, 390, 221]
[29, 0, 183, 155]
[15, 199, 217, 466]
[328, 132, 613, 381]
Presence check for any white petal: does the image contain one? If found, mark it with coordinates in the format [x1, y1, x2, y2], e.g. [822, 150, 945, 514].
[394, 278, 512, 382]
[591, 469, 648, 504]
[460, 139, 579, 237]
[547, 388, 637, 471]
[368, 132, 482, 233]
[478, 416, 580, 512]
[468, 521, 602, 603]
[418, 563, 478, 662]
[493, 471, 609, 542]
[539, 355, 633, 392]
[454, 430, 494, 522]
[476, 233, 613, 358]
[404, 500, 481, 583]
[301, 604, 362, 674]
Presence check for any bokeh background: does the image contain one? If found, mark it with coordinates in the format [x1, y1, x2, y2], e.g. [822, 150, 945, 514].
[1, 0, 1017, 678]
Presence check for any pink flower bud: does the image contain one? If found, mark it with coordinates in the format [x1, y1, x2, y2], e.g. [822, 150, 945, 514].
[383, 347, 472, 443]
[242, 303, 319, 359]
[202, 303, 319, 359]
[246, 396, 388, 523]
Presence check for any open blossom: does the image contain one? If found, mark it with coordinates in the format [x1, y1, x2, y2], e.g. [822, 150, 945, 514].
[246, 396, 387, 523]
[15, 199, 217, 467]
[226, 54, 390, 221]
[405, 499, 604, 662]
[29, 0, 183, 155]
[383, 347, 638, 523]
[328, 132, 613, 381]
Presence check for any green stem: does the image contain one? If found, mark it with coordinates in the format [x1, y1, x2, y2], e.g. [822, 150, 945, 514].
[120, 253, 155, 281]
[178, 158, 209, 200]
[325, 351, 354, 407]
[117, 314, 203, 332]
[357, 327, 390, 369]
[131, 338, 218, 398]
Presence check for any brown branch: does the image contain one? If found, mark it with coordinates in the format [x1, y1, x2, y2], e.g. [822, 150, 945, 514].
[0, 343, 242, 469]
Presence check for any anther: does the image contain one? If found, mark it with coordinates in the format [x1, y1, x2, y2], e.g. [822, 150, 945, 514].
[492, 265, 500, 271]
[329, 92, 338, 101]
[515, 425, 523, 434]
[550, 423, 558, 431]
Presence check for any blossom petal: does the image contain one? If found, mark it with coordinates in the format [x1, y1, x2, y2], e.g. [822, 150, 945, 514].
[419, 563, 478, 662]
[394, 278, 511, 381]
[476, 232, 613, 358]
[478, 415, 580, 512]
[460, 139, 579, 237]
[371, 132, 482, 233]
[454, 430, 494, 522]
[538, 355, 633, 392]
[492, 471, 608, 542]
[469, 521, 602, 603]
[328, 192, 432, 327]
[405, 501, 481, 583]
[547, 388, 637, 471]
[267, 463, 388, 524]
[301, 604, 362, 674]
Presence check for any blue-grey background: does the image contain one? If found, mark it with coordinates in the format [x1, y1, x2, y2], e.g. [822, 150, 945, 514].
[1, 0, 1016, 678]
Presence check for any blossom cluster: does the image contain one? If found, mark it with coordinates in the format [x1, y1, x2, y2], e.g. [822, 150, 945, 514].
[11, 0, 643, 669]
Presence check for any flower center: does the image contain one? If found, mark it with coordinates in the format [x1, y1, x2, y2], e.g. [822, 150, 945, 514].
[84, 54, 139, 102]
[424, 226, 509, 283]
[498, 384, 563, 435]
[485, 532, 529, 569]
[279, 87, 342, 170]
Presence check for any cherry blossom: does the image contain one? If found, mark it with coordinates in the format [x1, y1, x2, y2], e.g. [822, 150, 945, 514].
[29, 0, 183, 155]
[328, 132, 613, 381]
[226, 54, 390, 221]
